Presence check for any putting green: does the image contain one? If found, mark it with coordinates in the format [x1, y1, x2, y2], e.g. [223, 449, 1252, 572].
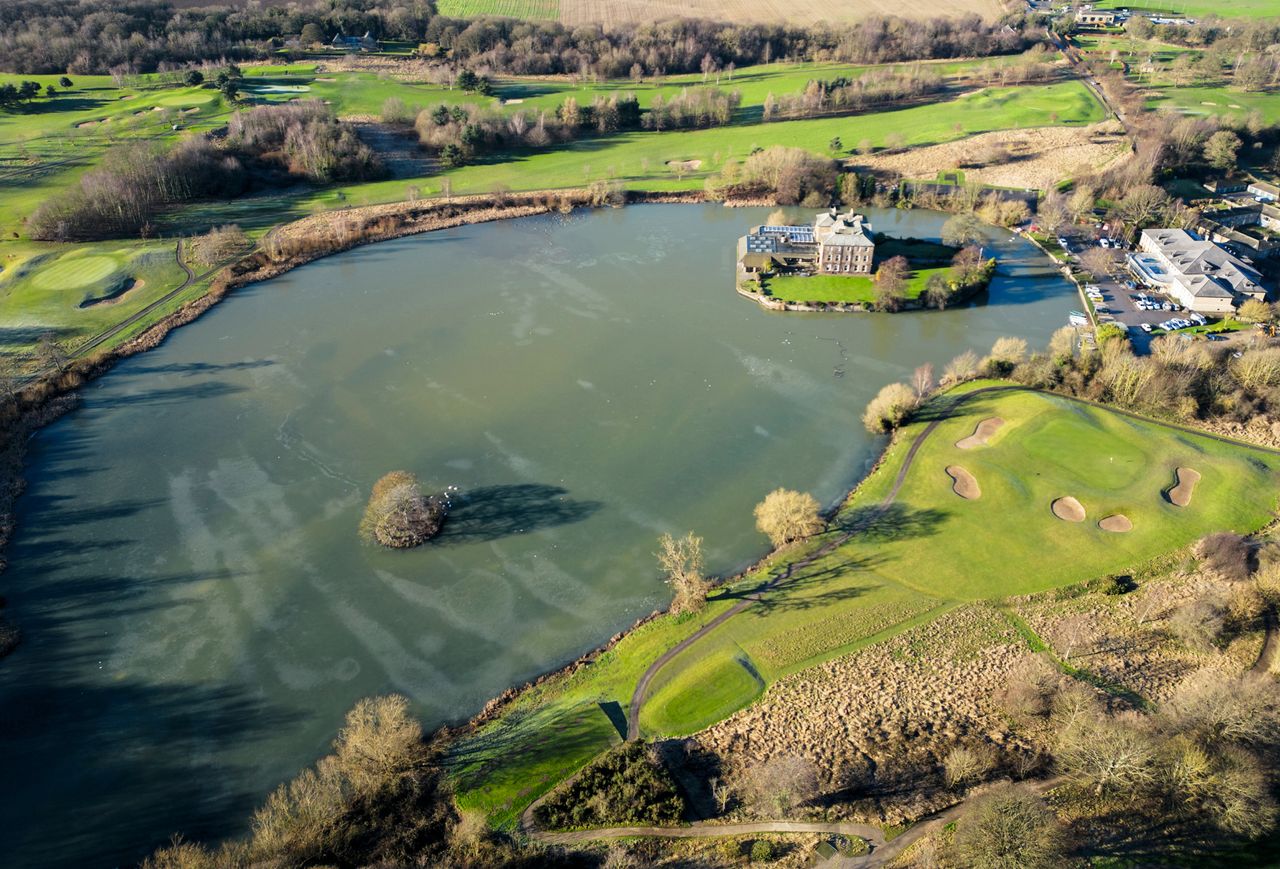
[30, 255, 122, 290]
[840, 387, 1280, 600]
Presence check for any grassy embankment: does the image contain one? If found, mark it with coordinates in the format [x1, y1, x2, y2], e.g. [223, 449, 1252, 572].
[447, 383, 1280, 829]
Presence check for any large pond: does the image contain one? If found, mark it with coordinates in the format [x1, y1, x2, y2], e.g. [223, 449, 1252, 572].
[0, 205, 1076, 867]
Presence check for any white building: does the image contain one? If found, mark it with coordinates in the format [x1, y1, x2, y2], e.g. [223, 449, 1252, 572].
[1136, 228, 1265, 314]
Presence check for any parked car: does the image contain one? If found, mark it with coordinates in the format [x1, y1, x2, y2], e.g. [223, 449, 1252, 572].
[1140, 323, 1153, 333]
[1206, 334, 1226, 342]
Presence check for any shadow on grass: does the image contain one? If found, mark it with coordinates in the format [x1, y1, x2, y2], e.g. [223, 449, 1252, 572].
[835, 502, 950, 543]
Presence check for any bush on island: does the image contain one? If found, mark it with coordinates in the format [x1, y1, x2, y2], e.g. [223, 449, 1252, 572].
[359, 471, 447, 549]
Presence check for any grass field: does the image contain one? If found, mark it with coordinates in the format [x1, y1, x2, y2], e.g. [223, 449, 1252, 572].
[436, 0, 559, 18]
[1092, 0, 1279, 17]
[0, 241, 190, 357]
[765, 267, 946, 303]
[1146, 85, 1280, 124]
[447, 383, 1280, 826]
[0, 70, 1099, 366]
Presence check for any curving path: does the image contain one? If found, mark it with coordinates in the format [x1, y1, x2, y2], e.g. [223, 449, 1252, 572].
[527, 775, 1068, 865]
[626, 386, 1280, 739]
[625, 392, 961, 739]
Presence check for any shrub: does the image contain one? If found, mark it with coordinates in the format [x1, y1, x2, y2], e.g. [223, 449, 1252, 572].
[191, 224, 250, 267]
[949, 782, 1065, 868]
[720, 146, 838, 205]
[750, 839, 777, 862]
[533, 742, 685, 829]
[359, 471, 446, 549]
[657, 531, 709, 614]
[753, 488, 823, 548]
[1197, 532, 1253, 582]
[862, 382, 918, 433]
[943, 744, 997, 789]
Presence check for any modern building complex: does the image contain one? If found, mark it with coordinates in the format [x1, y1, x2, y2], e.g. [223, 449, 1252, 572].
[1130, 229, 1267, 314]
[737, 209, 875, 276]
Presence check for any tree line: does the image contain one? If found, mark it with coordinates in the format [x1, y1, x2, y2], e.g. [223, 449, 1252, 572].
[0, 0, 1038, 76]
[27, 101, 381, 241]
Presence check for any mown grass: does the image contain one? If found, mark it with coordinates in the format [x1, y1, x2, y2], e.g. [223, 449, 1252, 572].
[448, 382, 1280, 826]
[837, 385, 1280, 600]
[435, 0, 559, 19]
[1146, 85, 1280, 124]
[1091, 0, 1278, 17]
[0, 240, 188, 356]
[765, 267, 947, 303]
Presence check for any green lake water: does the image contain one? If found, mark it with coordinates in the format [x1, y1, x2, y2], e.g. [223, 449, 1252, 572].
[0, 204, 1076, 866]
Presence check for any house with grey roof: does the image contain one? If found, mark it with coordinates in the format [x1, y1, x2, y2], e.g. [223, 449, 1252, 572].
[1136, 228, 1266, 314]
[332, 31, 377, 52]
[737, 209, 876, 276]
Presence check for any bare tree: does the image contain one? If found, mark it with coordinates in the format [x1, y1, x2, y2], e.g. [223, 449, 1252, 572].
[656, 531, 709, 614]
[1078, 246, 1114, 280]
[911, 363, 935, 398]
[34, 333, 69, 374]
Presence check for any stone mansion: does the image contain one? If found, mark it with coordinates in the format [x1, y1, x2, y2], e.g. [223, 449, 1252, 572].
[737, 209, 876, 276]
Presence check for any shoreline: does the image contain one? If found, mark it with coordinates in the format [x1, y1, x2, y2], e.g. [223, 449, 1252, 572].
[0, 187, 711, 657]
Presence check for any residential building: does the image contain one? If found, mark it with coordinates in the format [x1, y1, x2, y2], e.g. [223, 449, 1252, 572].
[814, 210, 875, 274]
[332, 31, 377, 51]
[1076, 9, 1119, 25]
[1248, 180, 1280, 202]
[1132, 228, 1266, 314]
[737, 209, 876, 276]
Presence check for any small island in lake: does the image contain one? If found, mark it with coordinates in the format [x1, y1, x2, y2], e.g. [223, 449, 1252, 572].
[359, 471, 449, 549]
[736, 208, 996, 312]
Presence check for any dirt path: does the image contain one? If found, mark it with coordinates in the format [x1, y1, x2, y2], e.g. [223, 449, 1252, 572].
[528, 776, 1067, 864]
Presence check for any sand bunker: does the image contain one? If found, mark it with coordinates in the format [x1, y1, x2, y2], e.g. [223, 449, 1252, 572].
[1166, 467, 1200, 507]
[955, 417, 1005, 450]
[946, 465, 981, 500]
[1098, 514, 1133, 533]
[1051, 496, 1086, 522]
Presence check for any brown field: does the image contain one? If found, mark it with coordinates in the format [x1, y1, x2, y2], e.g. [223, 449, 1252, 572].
[174, 0, 1004, 22]
[1014, 565, 1265, 702]
[695, 605, 1038, 825]
[849, 122, 1130, 192]
[558, 0, 1003, 26]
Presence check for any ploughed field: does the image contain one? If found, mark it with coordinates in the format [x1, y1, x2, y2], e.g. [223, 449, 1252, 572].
[451, 384, 1280, 827]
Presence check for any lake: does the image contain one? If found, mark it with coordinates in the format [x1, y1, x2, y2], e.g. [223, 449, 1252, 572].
[0, 204, 1076, 866]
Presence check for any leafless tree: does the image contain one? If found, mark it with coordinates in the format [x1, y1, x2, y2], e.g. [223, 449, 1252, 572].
[656, 531, 709, 614]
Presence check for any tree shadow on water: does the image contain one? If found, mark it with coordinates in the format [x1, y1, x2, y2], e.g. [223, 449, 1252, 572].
[436, 484, 601, 545]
